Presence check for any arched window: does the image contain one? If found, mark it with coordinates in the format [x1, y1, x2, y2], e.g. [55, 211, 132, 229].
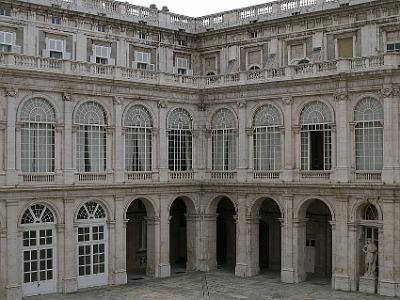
[20, 98, 56, 173]
[253, 104, 282, 171]
[354, 97, 383, 171]
[124, 105, 152, 172]
[300, 101, 332, 171]
[211, 108, 237, 171]
[75, 101, 107, 173]
[167, 108, 192, 171]
[76, 201, 108, 289]
[364, 204, 379, 221]
[21, 204, 57, 296]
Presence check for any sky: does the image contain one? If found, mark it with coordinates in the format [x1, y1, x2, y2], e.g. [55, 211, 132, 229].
[126, 0, 274, 17]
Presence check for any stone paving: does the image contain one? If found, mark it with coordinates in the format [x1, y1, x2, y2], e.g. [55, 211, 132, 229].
[29, 271, 399, 300]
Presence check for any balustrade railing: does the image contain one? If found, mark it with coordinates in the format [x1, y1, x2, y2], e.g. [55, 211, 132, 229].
[253, 171, 280, 180]
[169, 171, 194, 180]
[1, 53, 397, 89]
[126, 172, 153, 181]
[355, 172, 382, 182]
[22, 173, 55, 183]
[210, 171, 236, 180]
[76, 172, 107, 182]
[300, 171, 331, 179]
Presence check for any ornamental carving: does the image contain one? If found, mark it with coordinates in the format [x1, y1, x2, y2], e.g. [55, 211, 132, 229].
[237, 100, 246, 109]
[113, 96, 123, 105]
[197, 103, 207, 112]
[335, 91, 349, 102]
[5, 88, 17, 97]
[157, 100, 168, 108]
[282, 95, 293, 105]
[63, 92, 72, 101]
[380, 86, 400, 98]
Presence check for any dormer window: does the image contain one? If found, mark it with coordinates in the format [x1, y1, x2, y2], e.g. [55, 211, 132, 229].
[134, 51, 154, 71]
[94, 45, 110, 64]
[51, 16, 61, 25]
[0, 31, 13, 52]
[97, 23, 107, 33]
[138, 31, 147, 40]
[48, 39, 64, 59]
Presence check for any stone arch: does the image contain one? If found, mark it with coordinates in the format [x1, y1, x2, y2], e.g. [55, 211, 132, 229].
[353, 96, 383, 122]
[210, 107, 238, 129]
[168, 195, 197, 215]
[167, 107, 193, 130]
[251, 104, 284, 128]
[124, 197, 157, 218]
[293, 98, 335, 126]
[74, 198, 112, 222]
[350, 199, 383, 222]
[249, 196, 284, 217]
[122, 103, 153, 128]
[206, 194, 238, 215]
[296, 197, 336, 221]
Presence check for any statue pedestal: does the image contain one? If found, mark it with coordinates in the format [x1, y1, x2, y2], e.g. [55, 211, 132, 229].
[359, 276, 377, 294]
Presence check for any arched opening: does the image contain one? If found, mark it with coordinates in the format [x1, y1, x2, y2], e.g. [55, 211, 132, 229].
[126, 199, 150, 281]
[169, 198, 187, 273]
[259, 199, 281, 273]
[216, 197, 236, 271]
[298, 199, 333, 282]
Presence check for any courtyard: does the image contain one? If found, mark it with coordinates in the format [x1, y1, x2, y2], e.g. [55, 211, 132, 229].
[28, 271, 396, 300]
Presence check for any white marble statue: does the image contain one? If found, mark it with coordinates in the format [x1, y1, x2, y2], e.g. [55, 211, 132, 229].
[362, 238, 377, 278]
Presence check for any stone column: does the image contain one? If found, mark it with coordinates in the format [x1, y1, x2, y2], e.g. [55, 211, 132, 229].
[56, 223, 65, 294]
[151, 129, 159, 181]
[381, 85, 400, 184]
[106, 127, 114, 184]
[186, 213, 201, 271]
[247, 215, 260, 277]
[54, 124, 63, 183]
[379, 198, 396, 296]
[145, 216, 160, 277]
[63, 94, 75, 184]
[203, 213, 218, 271]
[113, 98, 124, 183]
[158, 101, 169, 182]
[246, 128, 254, 172]
[281, 194, 295, 283]
[63, 198, 77, 293]
[5, 88, 18, 185]
[0, 226, 7, 295]
[205, 129, 212, 176]
[332, 197, 351, 291]
[192, 130, 199, 178]
[114, 196, 127, 285]
[282, 96, 293, 181]
[293, 218, 308, 283]
[330, 221, 336, 288]
[334, 90, 350, 182]
[347, 222, 359, 291]
[235, 200, 247, 277]
[158, 197, 170, 277]
[107, 220, 116, 284]
[6, 200, 22, 300]
[292, 125, 300, 180]
[237, 101, 248, 182]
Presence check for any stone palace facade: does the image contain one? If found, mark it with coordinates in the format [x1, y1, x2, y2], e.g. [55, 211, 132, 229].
[0, 0, 400, 298]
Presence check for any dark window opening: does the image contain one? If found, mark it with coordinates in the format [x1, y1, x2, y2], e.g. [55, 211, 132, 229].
[310, 131, 324, 170]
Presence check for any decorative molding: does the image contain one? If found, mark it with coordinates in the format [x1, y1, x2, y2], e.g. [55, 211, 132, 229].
[335, 91, 349, 102]
[245, 128, 253, 136]
[113, 96, 123, 105]
[380, 86, 400, 98]
[5, 87, 18, 97]
[197, 103, 207, 112]
[282, 95, 293, 105]
[63, 92, 72, 102]
[237, 100, 246, 109]
[204, 128, 212, 138]
[157, 100, 168, 108]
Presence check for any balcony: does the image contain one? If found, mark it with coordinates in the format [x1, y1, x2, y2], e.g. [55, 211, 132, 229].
[126, 171, 153, 182]
[253, 171, 280, 180]
[21, 173, 55, 184]
[300, 170, 331, 180]
[210, 171, 236, 181]
[76, 172, 107, 183]
[1, 53, 398, 90]
[355, 171, 382, 182]
[169, 171, 194, 181]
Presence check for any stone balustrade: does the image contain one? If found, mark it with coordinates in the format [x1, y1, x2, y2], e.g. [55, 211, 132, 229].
[2, 52, 398, 90]
[18, 0, 379, 33]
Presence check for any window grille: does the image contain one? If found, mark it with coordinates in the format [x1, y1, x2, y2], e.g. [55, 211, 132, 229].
[77, 202, 106, 220]
[167, 108, 192, 171]
[300, 101, 332, 171]
[354, 97, 383, 171]
[211, 108, 237, 171]
[75, 101, 107, 173]
[20, 98, 56, 173]
[253, 104, 282, 171]
[365, 204, 379, 220]
[21, 204, 55, 225]
[124, 105, 152, 172]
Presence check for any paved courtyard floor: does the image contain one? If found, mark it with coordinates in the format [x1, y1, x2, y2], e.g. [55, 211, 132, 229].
[29, 271, 398, 300]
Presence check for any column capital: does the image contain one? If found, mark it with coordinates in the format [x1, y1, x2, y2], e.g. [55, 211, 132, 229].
[113, 96, 123, 105]
[63, 198, 75, 204]
[5, 87, 18, 97]
[237, 100, 247, 109]
[158, 100, 168, 109]
[282, 95, 293, 105]
[144, 216, 160, 225]
[245, 128, 253, 136]
[335, 91, 349, 102]
[63, 92, 72, 102]
[292, 125, 300, 134]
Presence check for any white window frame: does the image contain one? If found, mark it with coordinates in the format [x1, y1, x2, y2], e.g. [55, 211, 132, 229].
[334, 35, 356, 58]
[176, 57, 189, 74]
[385, 31, 400, 53]
[288, 42, 306, 64]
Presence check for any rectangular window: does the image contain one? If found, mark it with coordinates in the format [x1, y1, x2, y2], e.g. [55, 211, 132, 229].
[386, 31, 400, 53]
[138, 31, 147, 40]
[0, 7, 11, 16]
[290, 43, 304, 62]
[0, 31, 12, 52]
[48, 39, 64, 59]
[176, 57, 188, 75]
[97, 24, 106, 32]
[337, 37, 353, 58]
[300, 124, 331, 171]
[51, 16, 61, 25]
[94, 45, 110, 64]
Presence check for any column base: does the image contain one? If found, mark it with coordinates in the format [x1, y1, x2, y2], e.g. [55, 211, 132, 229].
[6, 285, 22, 300]
[234, 263, 248, 277]
[114, 270, 127, 285]
[359, 276, 377, 294]
[281, 268, 296, 283]
[379, 280, 397, 296]
[158, 263, 171, 278]
[63, 277, 78, 293]
[332, 274, 351, 291]
[246, 265, 259, 277]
